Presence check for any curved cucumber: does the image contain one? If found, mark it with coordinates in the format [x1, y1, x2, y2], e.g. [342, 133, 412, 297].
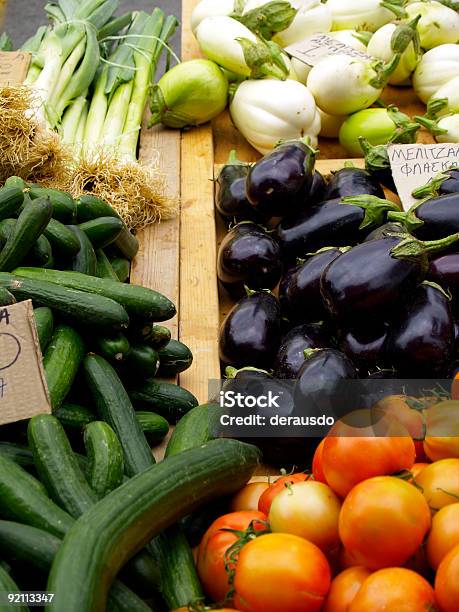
[44, 219, 80, 258]
[68, 225, 97, 276]
[158, 339, 193, 377]
[28, 187, 75, 223]
[79, 217, 124, 249]
[110, 257, 130, 282]
[95, 249, 119, 281]
[34, 307, 54, 352]
[84, 421, 124, 498]
[129, 381, 198, 424]
[165, 403, 219, 458]
[0, 564, 29, 611]
[113, 229, 139, 260]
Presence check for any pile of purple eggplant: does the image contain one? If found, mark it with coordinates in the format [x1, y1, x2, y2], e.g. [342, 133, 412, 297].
[216, 141, 459, 389]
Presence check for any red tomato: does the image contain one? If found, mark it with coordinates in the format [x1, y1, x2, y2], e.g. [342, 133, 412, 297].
[323, 567, 371, 612]
[427, 503, 459, 570]
[415, 458, 459, 511]
[196, 511, 267, 603]
[349, 568, 437, 611]
[233, 533, 331, 612]
[230, 481, 269, 512]
[269, 480, 341, 553]
[339, 547, 361, 571]
[312, 439, 328, 483]
[423, 400, 459, 461]
[435, 543, 459, 612]
[339, 476, 431, 570]
[258, 472, 309, 514]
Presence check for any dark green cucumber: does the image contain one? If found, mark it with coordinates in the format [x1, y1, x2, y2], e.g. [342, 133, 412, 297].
[54, 403, 95, 429]
[0, 218, 15, 246]
[0, 186, 24, 220]
[0, 455, 73, 537]
[113, 229, 139, 260]
[0, 564, 29, 611]
[28, 187, 75, 223]
[25, 234, 53, 267]
[95, 249, 119, 281]
[158, 339, 193, 376]
[44, 218, 80, 258]
[84, 421, 124, 498]
[83, 355, 154, 476]
[96, 333, 130, 363]
[0, 443, 34, 469]
[129, 381, 198, 424]
[110, 257, 130, 282]
[28, 415, 98, 518]
[75, 194, 118, 221]
[0, 197, 52, 271]
[43, 325, 85, 411]
[0, 287, 15, 306]
[0, 522, 154, 612]
[165, 403, 219, 457]
[79, 217, 124, 249]
[13, 268, 176, 322]
[125, 344, 159, 378]
[68, 225, 97, 276]
[133, 323, 171, 350]
[34, 306, 54, 352]
[47, 439, 261, 612]
[0, 273, 129, 330]
[136, 412, 169, 446]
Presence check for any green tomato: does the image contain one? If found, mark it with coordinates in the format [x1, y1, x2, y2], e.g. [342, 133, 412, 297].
[339, 108, 402, 156]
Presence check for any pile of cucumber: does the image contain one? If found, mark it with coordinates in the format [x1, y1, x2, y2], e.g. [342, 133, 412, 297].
[0, 180, 257, 611]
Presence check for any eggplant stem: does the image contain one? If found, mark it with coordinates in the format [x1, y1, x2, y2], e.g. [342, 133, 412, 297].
[411, 171, 452, 199]
[391, 232, 459, 262]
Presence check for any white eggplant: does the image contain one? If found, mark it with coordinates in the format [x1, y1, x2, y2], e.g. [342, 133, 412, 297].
[433, 115, 459, 143]
[290, 57, 312, 84]
[431, 76, 459, 114]
[405, 1, 459, 50]
[190, 0, 238, 34]
[319, 109, 347, 138]
[328, 0, 406, 33]
[195, 15, 288, 79]
[229, 78, 321, 154]
[413, 44, 459, 103]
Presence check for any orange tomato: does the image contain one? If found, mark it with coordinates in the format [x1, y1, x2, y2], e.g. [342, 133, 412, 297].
[269, 480, 341, 553]
[196, 510, 268, 603]
[323, 567, 371, 612]
[427, 503, 459, 570]
[339, 547, 361, 571]
[257, 472, 309, 515]
[374, 395, 425, 440]
[233, 533, 331, 612]
[230, 481, 269, 512]
[174, 609, 239, 612]
[415, 458, 459, 511]
[435, 543, 459, 612]
[312, 439, 328, 484]
[423, 400, 459, 461]
[410, 462, 429, 480]
[451, 372, 459, 400]
[349, 568, 437, 611]
[339, 476, 431, 570]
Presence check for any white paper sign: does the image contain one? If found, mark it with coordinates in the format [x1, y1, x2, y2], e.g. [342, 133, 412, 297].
[388, 143, 459, 210]
[285, 33, 371, 67]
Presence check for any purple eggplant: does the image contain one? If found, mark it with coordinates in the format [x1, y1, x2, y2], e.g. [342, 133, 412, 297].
[321, 232, 459, 322]
[364, 222, 405, 242]
[385, 282, 454, 376]
[215, 151, 262, 222]
[389, 193, 459, 240]
[322, 166, 385, 200]
[309, 170, 327, 205]
[412, 168, 459, 199]
[246, 140, 315, 217]
[340, 323, 388, 374]
[278, 195, 399, 263]
[219, 290, 281, 368]
[279, 247, 345, 323]
[453, 320, 459, 355]
[273, 323, 330, 379]
[217, 222, 282, 298]
[429, 252, 459, 310]
[359, 138, 398, 194]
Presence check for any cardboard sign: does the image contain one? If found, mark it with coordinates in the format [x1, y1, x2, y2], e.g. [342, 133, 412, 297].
[0, 300, 51, 426]
[388, 143, 459, 210]
[0, 51, 31, 86]
[285, 33, 370, 67]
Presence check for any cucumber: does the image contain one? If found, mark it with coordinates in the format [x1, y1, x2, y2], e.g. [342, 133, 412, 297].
[129, 381, 198, 424]
[28, 415, 98, 518]
[34, 306, 54, 352]
[0, 455, 74, 537]
[68, 225, 97, 276]
[47, 439, 261, 612]
[79, 217, 124, 249]
[0, 219, 15, 246]
[110, 257, 130, 282]
[0, 522, 154, 612]
[4, 177, 26, 190]
[136, 412, 169, 446]
[0, 186, 24, 220]
[0, 443, 34, 469]
[0, 273, 130, 330]
[96, 333, 130, 363]
[165, 403, 219, 457]
[158, 339, 193, 377]
[125, 344, 159, 378]
[43, 325, 85, 411]
[0, 564, 29, 611]
[14, 268, 176, 322]
[0, 197, 52, 271]
[28, 187, 75, 223]
[95, 249, 119, 281]
[0, 287, 16, 306]
[113, 229, 139, 260]
[133, 323, 171, 350]
[44, 218, 81, 258]
[83, 355, 154, 476]
[84, 421, 124, 498]
[54, 403, 95, 429]
[25, 234, 53, 267]
[75, 194, 118, 221]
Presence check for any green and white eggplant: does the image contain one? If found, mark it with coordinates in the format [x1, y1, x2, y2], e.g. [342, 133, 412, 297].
[190, 0, 237, 34]
[405, 1, 459, 50]
[229, 78, 320, 154]
[422, 114, 459, 143]
[328, 0, 407, 33]
[413, 44, 459, 103]
[430, 76, 459, 115]
[195, 15, 289, 79]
